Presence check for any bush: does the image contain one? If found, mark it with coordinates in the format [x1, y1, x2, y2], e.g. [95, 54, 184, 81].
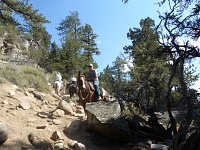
[0, 25, 18, 43]
[0, 64, 50, 93]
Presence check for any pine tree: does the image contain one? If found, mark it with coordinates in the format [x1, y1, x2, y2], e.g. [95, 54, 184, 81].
[56, 11, 83, 78]
[81, 23, 100, 65]
[124, 17, 169, 105]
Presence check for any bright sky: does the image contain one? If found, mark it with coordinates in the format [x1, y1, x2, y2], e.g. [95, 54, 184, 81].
[29, 0, 163, 72]
[29, 0, 200, 91]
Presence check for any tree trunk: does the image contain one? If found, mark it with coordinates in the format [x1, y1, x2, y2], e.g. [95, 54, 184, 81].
[173, 59, 194, 150]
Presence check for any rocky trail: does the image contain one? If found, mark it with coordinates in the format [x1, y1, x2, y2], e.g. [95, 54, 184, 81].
[0, 82, 133, 150]
[0, 83, 137, 150]
[0, 81, 174, 150]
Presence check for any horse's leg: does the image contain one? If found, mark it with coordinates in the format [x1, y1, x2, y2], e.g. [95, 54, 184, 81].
[55, 83, 58, 94]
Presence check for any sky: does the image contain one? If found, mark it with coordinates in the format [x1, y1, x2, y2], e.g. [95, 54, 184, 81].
[29, 0, 163, 72]
[28, 0, 200, 91]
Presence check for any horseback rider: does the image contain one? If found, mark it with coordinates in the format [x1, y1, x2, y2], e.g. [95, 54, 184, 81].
[86, 64, 101, 101]
[55, 72, 62, 82]
[54, 72, 62, 95]
[71, 75, 77, 85]
[70, 75, 78, 94]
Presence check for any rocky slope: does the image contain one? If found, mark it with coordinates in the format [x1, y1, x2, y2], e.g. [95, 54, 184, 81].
[0, 81, 136, 150]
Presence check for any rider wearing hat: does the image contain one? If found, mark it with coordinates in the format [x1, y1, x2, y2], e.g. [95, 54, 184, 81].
[86, 64, 101, 101]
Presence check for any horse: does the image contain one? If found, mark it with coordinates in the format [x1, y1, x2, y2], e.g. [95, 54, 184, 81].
[54, 81, 62, 96]
[69, 83, 78, 97]
[77, 71, 110, 110]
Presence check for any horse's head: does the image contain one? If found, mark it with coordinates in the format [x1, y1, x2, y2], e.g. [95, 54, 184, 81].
[78, 71, 86, 90]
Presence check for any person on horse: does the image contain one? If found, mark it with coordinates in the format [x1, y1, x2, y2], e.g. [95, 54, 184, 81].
[70, 75, 78, 94]
[86, 64, 101, 101]
[54, 72, 62, 95]
[55, 72, 62, 82]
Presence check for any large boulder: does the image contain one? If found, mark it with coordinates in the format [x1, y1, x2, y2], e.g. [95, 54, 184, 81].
[58, 100, 74, 115]
[85, 100, 131, 141]
[0, 121, 8, 145]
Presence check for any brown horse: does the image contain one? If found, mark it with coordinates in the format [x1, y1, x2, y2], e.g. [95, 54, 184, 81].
[77, 71, 110, 110]
[69, 83, 78, 97]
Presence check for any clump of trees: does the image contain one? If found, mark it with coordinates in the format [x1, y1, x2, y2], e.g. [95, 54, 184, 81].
[99, 0, 200, 149]
[49, 11, 100, 78]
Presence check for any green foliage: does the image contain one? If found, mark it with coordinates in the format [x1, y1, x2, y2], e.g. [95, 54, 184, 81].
[0, 0, 49, 26]
[0, 64, 50, 93]
[48, 11, 100, 78]
[124, 17, 169, 105]
[0, 25, 18, 43]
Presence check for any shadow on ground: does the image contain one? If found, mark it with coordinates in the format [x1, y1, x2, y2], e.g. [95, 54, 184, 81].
[63, 120, 132, 150]
[0, 140, 36, 150]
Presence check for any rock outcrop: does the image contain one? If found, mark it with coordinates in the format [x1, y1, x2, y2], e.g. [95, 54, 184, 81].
[85, 100, 131, 141]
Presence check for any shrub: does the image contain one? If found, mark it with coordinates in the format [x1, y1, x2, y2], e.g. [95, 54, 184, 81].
[0, 64, 50, 93]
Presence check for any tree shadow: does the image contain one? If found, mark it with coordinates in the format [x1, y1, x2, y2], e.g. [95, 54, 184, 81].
[63, 119, 132, 150]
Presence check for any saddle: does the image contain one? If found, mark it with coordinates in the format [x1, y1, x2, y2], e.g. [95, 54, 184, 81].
[88, 82, 95, 91]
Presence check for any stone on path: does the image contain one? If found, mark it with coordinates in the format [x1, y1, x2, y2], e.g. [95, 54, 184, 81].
[28, 132, 53, 149]
[51, 131, 62, 141]
[2, 100, 8, 105]
[27, 118, 36, 123]
[0, 121, 8, 145]
[32, 91, 45, 100]
[64, 120, 82, 135]
[8, 90, 15, 97]
[150, 144, 168, 150]
[19, 101, 31, 110]
[37, 112, 50, 118]
[54, 139, 65, 149]
[52, 109, 65, 117]
[53, 119, 62, 125]
[36, 124, 47, 129]
[58, 100, 74, 115]
[74, 142, 86, 150]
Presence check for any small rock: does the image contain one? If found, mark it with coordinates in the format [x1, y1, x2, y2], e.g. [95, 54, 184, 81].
[37, 112, 50, 118]
[64, 120, 82, 135]
[45, 94, 55, 103]
[8, 90, 15, 97]
[28, 88, 35, 92]
[51, 131, 62, 141]
[62, 95, 70, 100]
[76, 106, 83, 110]
[0, 121, 8, 145]
[150, 144, 168, 150]
[67, 140, 77, 149]
[11, 85, 19, 91]
[53, 109, 65, 117]
[58, 100, 74, 115]
[28, 132, 53, 149]
[2, 100, 8, 105]
[36, 124, 47, 129]
[54, 139, 65, 149]
[21, 146, 29, 149]
[75, 142, 86, 150]
[24, 91, 29, 96]
[27, 118, 36, 123]
[75, 109, 84, 114]
[32, 91, 44, 100]
[10, 103, 14, 106]
[19, 101, 31, 110]
[53, 119, 62, 125]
